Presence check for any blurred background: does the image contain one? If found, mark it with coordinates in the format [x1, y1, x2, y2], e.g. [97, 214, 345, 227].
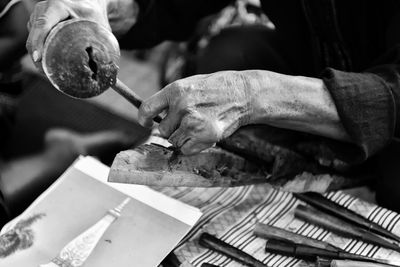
[0, 0, 280, 221]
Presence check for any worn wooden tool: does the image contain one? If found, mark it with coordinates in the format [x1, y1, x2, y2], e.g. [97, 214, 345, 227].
[42, 18, 161, 123]
[254, 223, 340, 252]
[294, 192, 400, 243]
[264, 239, 399, 266]
[257, 224, 400, 266]
[198, 233, 266, 267]
[295, 205, 400, 253]
[317, 258, 397, 267]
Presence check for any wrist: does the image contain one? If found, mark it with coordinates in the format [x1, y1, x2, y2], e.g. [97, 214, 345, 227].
[249, 71, 319, 124]
[236, 70, 278, 125]
[226, 70, 260, 128]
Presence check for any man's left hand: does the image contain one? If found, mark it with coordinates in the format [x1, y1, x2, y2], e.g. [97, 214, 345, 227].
[138, 69, 352, 155]
[138, 71, 256, 155]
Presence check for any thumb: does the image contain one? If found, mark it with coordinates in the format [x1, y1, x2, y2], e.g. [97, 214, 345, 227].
[180, 139, 215, 155]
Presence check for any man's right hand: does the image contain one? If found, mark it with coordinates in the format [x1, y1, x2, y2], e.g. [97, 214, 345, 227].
[26, 0, 138, 71]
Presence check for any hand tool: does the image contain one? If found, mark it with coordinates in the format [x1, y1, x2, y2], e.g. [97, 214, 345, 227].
[42, 18, 162, 123]
[264, 238, 399, 266]
[316, 258, 396, 267]
[294, 205, 400, 253]
[198, 233, 266, 267]
[254, 223, 340, 252]
[294, 192, 400, 243]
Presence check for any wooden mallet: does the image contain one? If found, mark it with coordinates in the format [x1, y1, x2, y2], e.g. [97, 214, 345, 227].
[42, 18, 162, 123]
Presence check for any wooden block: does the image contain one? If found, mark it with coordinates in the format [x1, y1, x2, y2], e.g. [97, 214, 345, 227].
[108, 144, 268, 187]
[108, 143, 365, 192]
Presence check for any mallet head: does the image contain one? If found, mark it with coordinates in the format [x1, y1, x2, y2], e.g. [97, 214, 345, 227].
[42, 19, 120, 98]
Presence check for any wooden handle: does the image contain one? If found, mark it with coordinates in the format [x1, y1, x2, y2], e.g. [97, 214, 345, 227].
[330, 260, 392, 267]
[294, 192, 400, 244]
[199, 233, 266, 267]
[295, 205, 365, 238]
[254, 223, 340, 252]
[294, 205, 400, 253]
[113, 79, 162, 123]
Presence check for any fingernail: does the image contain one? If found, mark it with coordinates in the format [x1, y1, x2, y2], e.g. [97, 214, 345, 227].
[32, 50, 39, 62]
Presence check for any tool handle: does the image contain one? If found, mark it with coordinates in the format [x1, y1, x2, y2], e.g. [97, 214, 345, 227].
[295, 205, 364, 238]
[199, 233, 266, 267]
[265, 238, 338, 261]
[113, 79, 162, 123]
[254, 223, 340, 252]
[294, 205, 400, 253]
[327, 260, 392, 267]
[294, 192, 400, 244]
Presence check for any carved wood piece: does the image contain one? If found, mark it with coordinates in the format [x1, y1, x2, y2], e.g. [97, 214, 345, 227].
[108, 144, 268, 187]
[108, 143, 367, 192]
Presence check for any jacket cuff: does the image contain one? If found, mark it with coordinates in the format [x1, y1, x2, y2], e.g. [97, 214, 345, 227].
[322, 68, 396, 163]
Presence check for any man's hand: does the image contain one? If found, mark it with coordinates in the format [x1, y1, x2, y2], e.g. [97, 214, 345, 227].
[138, 71, 256, 155]
[26, 0, 137, 71]
[139, 70, 351, 155]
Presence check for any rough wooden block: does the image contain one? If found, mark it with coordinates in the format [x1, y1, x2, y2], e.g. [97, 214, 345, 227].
[108, 143, 366, 192]
[108, 144, 268, 187]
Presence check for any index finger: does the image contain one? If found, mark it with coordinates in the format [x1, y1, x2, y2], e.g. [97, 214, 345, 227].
[138, 88, 169, 128]
[26, 1, 69, 67]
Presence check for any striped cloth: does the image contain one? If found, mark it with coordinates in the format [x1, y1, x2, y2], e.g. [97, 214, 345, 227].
[155, 185, 400, 266]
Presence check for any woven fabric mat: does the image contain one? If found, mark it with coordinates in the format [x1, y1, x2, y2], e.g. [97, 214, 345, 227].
[155, 185, 400, 266]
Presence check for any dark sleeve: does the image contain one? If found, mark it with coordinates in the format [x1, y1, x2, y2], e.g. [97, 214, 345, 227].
[322, 47, 400, 164]
[118, 0, 232, 49]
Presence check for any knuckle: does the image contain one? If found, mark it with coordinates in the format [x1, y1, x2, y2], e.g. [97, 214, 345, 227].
[139, 102, 153, 117]
[186, 113, 205, 126]
[33, 1, 46, 10]
[170, 80, 189, 95]
[32, 1, 47, 17]
[31, 1, 60, 30]
[176, 98, 190, 111]
[33, 16, 49, 29]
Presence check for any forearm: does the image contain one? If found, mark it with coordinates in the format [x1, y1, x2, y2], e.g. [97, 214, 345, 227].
[246, 70, 351, 142]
